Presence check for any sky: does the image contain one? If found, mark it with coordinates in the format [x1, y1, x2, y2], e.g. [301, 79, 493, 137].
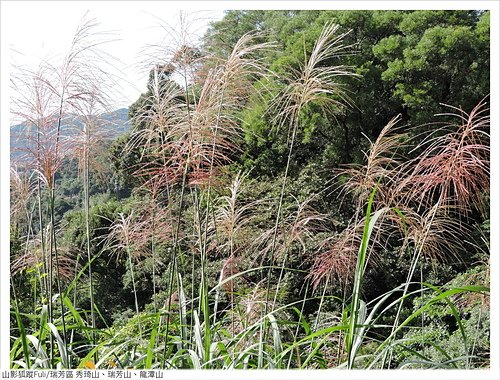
[1, 0, 493, 111]
[3, 1, 225, 109]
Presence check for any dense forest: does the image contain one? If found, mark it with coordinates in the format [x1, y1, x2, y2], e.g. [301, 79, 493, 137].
[10, 10, 490, 370]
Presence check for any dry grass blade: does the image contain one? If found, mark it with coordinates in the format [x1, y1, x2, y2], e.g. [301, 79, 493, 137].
[220, 256, 248, 295]
[131, 31, 273, 189]
[133, 206, 174, 255]
[274, 22, 359, 127]
[10, 13, 118, 206]
[309, 218, 364, 288]
[106, 213, 139, 259]
[235, 284, 270, 330]
[183, 31, 273, 186]
[105, 202, 173, 261]
[105, 212, 145, 317]
[12, 230, 79, 282]
[126, 74, 185, 158]
[397, 204, 469, 265]
[137, 11, 208, 84]
[200, 31, 274, 105]
[68, 98, 114, 181]
[206, 171, 261, 257]
[10, 167, 36, 224]
[261, 23, 359, 303]
[11, 77, 71, 190]
[254, 196, 328, 263]
[400, 100, 490, 214]
[338, 115, 406, 206]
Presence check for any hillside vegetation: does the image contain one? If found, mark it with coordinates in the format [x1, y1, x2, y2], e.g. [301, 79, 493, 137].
[10, 10, 490, 370]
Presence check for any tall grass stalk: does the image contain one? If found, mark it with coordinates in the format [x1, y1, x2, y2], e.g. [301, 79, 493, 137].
[346, 185, 385, 368]
[83, 119, 96, 349]
[74, 91, 111, 354]
[259, 22, 358, 354]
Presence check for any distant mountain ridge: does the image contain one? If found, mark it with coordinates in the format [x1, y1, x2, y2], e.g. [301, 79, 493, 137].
[99, 108, 130, 136]
[11, 108, 131, 161]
